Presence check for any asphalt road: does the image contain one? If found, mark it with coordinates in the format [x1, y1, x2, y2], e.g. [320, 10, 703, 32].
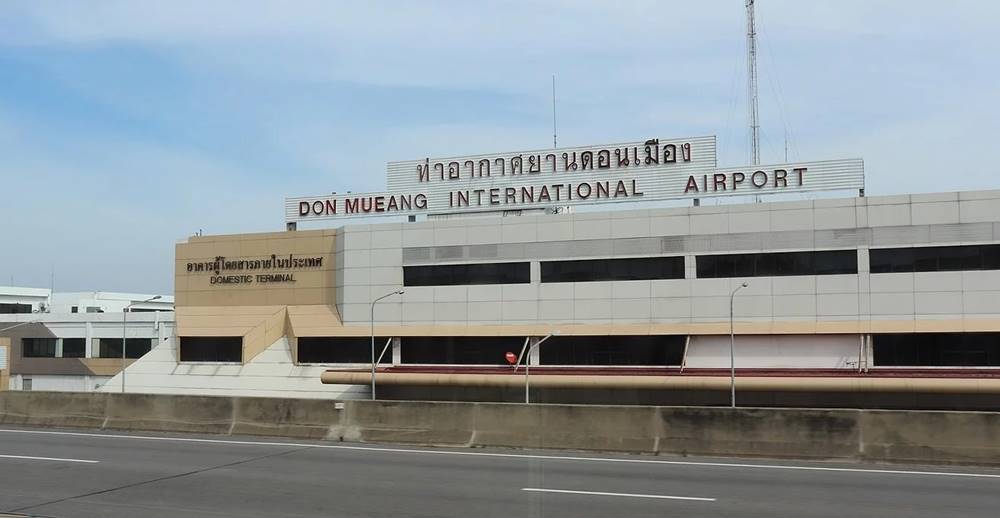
[1, 426, 998, 517]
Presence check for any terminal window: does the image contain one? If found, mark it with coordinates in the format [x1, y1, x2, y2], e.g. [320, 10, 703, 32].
[22, 338, 57, 358]
[869, 244, 1000, 273]
[541, 256, 684, 283]
[0, 303, 32, 314]
[873, 333, 1000, 367]
[404, 262, 530, 286]
[179, 337, 242, 362]
[401, 336, 525, 365]
[98, 338, 153, 359]
[696, 249, 858, 278]
[298, 336, 392, 364]
[62, 338, 86, 358]
[539, 335, 685, 366]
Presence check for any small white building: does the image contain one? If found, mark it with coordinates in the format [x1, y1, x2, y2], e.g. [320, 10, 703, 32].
[0, 287, 175, 392]
[0, 287, 51, 314]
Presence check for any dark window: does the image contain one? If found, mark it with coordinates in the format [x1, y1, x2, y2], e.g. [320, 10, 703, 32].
[697, 250, 857, 278]
[98, 338, 153, 359]
[403, 262, 530, 286]
[22, 338, 57, 358]
[85, 306, 104, 313]
[541, 256, 684, 283]
[539, 335, 685, 366]
[62, 338, 86, 358]
[0, 303, 32, 314]
[71, 306, 78, 313]
[401, 336, 525, 365]
[870, 244, 1000, 274]
[179, 337, 242, 362]
[298, 337, 392, 364]
[873, 333, 1000, 366]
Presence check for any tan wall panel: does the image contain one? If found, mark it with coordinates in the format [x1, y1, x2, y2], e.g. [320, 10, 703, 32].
[287, 305, 342, 316]
[176, 229, 336, 308]
[293, 288, 328, 306]
[239, 239, 281, 256]
[915, 320, 962, 332]
[963, 319, 1000, 332]
[176, 327, 255, 337]
[243, 308, 288, 363]
[180, 315, 283, 328]
[285, 310, 299, 364]
[176, 306, 286, 337]
[177, 305, 286, 316]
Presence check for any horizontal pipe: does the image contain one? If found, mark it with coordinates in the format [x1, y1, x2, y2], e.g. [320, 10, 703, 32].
[321, 371, 1000, 394]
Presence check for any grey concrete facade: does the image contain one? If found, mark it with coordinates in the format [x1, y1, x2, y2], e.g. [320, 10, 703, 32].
[333, 189, 1000, 332]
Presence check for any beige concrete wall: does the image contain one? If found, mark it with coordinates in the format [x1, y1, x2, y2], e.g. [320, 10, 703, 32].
[243, 307, 288, 362]
[4, 392, 1000, 465]
[175, 229, 339, 362]
[176, 229, 337, 307]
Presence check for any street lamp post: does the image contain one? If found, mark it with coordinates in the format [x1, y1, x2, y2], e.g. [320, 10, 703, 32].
[513, 331, 559, 404]
[729, 282, 749, 408]
[370, 289, 404, 400]
[122, 295, 162, 393]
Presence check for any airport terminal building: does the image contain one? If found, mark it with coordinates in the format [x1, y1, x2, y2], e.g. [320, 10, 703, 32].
[102, 136, 1000, 402]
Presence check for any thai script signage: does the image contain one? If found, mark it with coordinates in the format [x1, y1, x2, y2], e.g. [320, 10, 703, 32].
[285, 135, 864, 222]
[186, 254, 324, 286]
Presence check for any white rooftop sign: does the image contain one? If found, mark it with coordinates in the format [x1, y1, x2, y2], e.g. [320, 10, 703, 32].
[285, 135, 863, 222]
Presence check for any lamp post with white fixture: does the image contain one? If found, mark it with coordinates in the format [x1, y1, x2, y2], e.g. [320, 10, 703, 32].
[729, 282, 749, 408]
[122, 295, 161, 393]
[370, 289, 403, 400]
[513, 331, 560, 404]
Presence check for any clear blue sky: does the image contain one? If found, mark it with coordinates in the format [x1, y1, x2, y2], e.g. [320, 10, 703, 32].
[2, 1, 998, 293]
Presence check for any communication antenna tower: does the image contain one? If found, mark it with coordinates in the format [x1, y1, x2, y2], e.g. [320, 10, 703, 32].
[746, 0, 761, 202]
[746, 0, 760, 167]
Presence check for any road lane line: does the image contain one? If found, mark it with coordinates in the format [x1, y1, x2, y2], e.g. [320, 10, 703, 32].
[0, 454, 98, 464]
[522, 487, 715, 501]
[1, 428, 999, 479]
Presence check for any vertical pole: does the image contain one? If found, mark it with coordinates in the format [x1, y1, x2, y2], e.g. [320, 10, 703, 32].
[729, 293, 735, 408]
[525, 351, 530, 404]
[121, 307, 128, 393]
[728, 283, 746, 407]
[370, 301, 376, 401]
[551, 75, 557, 149]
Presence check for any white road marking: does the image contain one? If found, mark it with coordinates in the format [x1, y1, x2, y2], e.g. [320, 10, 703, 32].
[1, 428, 998, 479]
[522, 487, 716, 502]
[0, 453, 98, 464]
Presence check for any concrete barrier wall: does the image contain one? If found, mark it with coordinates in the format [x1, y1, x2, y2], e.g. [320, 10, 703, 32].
[2, 391, 1000, 466]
